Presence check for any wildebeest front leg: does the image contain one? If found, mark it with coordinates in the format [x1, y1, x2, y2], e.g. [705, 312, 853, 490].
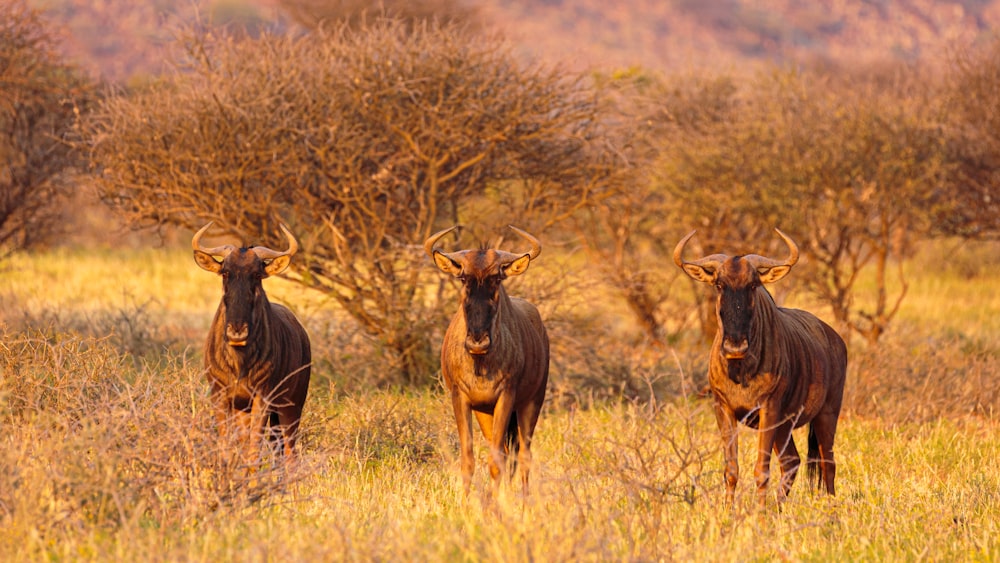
[515, 398, 544, 493]
[755, 406, 783, 509]
[713, 400, 739, 508]
[451, 392, 476, 495]
[488, 391, 517, 493]
[244, 394, 269, 465]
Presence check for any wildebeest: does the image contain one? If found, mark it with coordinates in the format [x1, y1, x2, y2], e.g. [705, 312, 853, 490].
[673, 229, 847, 508]
[192, 222, 312, 464]
[425, 225, 550, 495]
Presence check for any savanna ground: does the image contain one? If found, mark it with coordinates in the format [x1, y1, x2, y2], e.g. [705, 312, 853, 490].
[1, 238, 999, 561]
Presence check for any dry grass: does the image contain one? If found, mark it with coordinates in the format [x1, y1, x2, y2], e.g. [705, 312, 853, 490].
[1, 242, 998, 560]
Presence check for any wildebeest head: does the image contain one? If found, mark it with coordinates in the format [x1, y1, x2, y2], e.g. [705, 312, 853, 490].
[673, 229, 798, 361]
[192, 222, 298, 347]
[425, 225, 541, 355]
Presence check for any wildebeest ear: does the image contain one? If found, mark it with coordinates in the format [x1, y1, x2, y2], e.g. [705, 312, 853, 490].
[433, 251, 463, 276]
[264, 255, 292, 277]
[757, 265, 791, 284]
[681, 263, 716, 284]
[503, 254, 531, 277]
[193, 250, 223, 273]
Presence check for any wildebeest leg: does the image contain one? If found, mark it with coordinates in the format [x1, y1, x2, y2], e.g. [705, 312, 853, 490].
[451, 392, 476, 495]
[755, 406, 782, 509]
[487, 392, 517, 493]
[209, 384, 230, 439]
[473, 410, 495, 443]
[712, 400, 739, 509]
[809, 412, 839, 495]
[771, 420, 800, 503]
[276, 405, 302, 462]
[515, 397, 544, 494]
[245, 394, 269, 466]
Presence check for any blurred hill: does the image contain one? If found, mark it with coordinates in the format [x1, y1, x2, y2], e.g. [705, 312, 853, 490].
[28, 0, 1000, 84]
[483, 0, 1000, 73]
[23, 0, 1000, 82]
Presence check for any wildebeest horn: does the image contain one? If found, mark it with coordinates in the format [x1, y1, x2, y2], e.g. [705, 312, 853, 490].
[192, 221, 237, 258]
[508, 225, 541, 260]
[672, 230, 727, 271]
[252, 224, 299, 260]
[743, 228, 799, 270]
[424, 225, 461, 257]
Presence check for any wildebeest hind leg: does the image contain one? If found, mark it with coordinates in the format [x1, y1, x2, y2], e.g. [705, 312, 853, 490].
[809, 414, 838, 495]
[275, 408, 303, 462]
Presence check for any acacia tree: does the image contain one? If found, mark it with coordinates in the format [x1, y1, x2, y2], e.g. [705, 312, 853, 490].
[572, 69, 741, 345]
[0, 0, 93, 256]
[937, 38, 1000, 238]
[85, 19, 619, 384]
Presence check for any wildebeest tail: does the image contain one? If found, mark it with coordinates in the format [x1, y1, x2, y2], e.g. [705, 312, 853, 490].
[807, 424, 821, 490]
[505, 415, 520, 478]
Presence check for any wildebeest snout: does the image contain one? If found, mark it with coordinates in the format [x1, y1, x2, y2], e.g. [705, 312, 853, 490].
[465, 331, 491, 355]
[226, 322, 249, 346]
[722, 337, 748, 359]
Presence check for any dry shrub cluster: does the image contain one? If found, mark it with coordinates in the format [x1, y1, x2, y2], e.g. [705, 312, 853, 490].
[0, 291, 182, 362]
[0, 0, 95, 256]
[86, 18, 622, 385]
[845, 333, 1000, 423]
[0, 328, 308, 547]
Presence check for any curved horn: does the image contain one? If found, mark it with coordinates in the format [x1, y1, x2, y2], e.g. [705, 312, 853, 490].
[743, 228, 799, 270]
[423, 225, 461, 257]
[672, 229, 728, 272]
[672, 230, 697, 268]
[192, 221, 236, 258]
[508, 225, 541, 260]
[252, 223, 299, 260]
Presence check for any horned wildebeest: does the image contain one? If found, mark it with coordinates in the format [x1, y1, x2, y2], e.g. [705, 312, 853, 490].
[192, 222, 312, 464]
[425, 225, 550, 495]
[673, 229, 847, 508]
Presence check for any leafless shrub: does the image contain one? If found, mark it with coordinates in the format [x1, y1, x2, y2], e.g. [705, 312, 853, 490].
[0, 329, 308, 536]
[845, 331, 1000, 423]
[0, 0, 95, 257]
[84, 18, 623, 385]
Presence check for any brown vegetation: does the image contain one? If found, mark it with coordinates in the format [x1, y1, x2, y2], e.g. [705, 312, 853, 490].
[0, 0, 94, 255]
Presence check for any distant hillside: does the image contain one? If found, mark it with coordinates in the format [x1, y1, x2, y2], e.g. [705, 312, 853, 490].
[30, 0, 1000, 83]
[483, 0, 1000, 73]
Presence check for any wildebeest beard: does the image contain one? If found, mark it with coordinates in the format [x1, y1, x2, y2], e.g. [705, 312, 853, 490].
[726, 354, 758, 387]
[473, 354, 491, 378]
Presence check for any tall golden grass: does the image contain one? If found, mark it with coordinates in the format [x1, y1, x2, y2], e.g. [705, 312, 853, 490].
[0, 242, 997, 561]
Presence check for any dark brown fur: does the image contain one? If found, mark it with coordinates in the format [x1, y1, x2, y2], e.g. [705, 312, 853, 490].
[426, 226, 550, 495]
[675, 229, 847, 508]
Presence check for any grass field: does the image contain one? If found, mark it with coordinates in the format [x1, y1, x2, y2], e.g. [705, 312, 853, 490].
[1, 243, 998, 561]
